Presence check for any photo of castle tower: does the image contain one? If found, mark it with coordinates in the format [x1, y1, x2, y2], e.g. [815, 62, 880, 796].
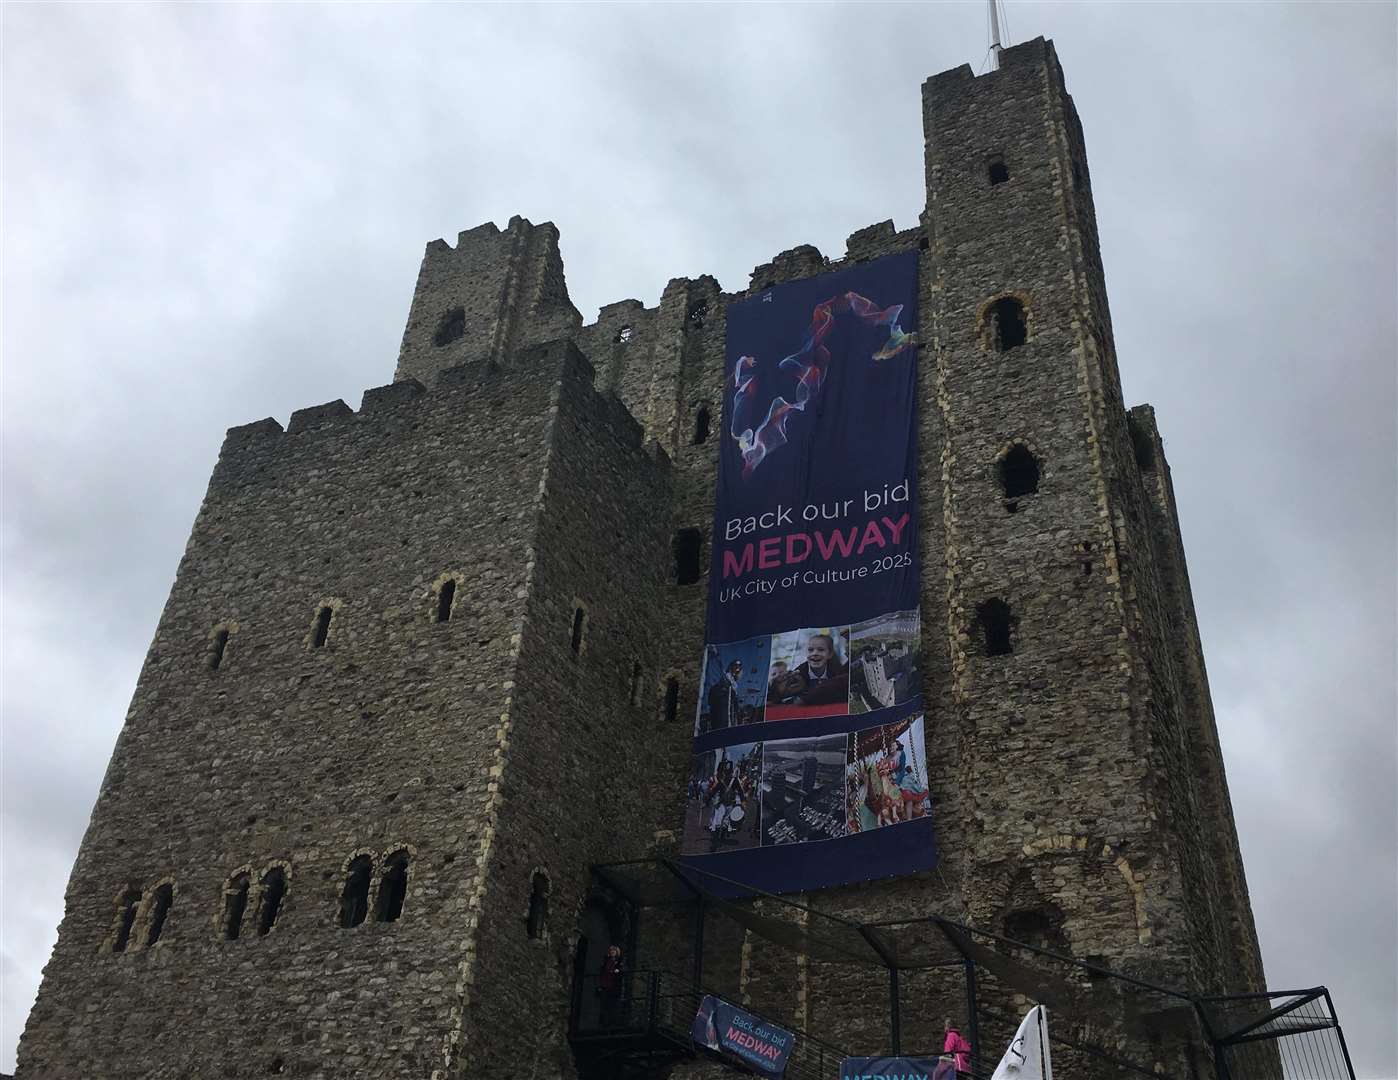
[13, 34, 1303, 1080]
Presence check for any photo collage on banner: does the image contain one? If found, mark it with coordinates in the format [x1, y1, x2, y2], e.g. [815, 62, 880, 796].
[682, 250, 938, 895]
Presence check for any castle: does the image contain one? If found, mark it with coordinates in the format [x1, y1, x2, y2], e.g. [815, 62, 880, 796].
[16, 38, 1266, 1079]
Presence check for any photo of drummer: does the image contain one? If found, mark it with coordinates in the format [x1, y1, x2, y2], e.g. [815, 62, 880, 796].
[681, 742, 763, 855]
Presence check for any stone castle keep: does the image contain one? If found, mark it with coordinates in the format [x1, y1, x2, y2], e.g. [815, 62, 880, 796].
[18, 38, 1267, 1079]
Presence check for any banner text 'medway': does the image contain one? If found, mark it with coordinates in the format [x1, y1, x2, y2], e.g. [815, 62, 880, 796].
[721, 514, 910, 580]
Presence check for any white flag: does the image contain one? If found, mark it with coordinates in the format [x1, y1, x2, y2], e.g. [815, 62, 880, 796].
[990, 1005, 1054, 1080]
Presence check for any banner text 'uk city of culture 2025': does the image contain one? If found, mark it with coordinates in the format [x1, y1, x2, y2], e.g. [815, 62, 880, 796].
[682, 250, 937, 894]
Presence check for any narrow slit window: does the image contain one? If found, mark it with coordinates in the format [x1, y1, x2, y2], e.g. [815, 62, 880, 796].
[999, 446, 1041, 499]
[222, 874, 250, 941]
[571, 606, 587, 657]
[663, 677, 680, 723]
[210, 628, 230, 671]
[692, 405, 711, 445]
[256, 867, 287, 936]
[988, 297, 1027, 352]
[629, 660, 644, 707]
[526, 872, 550, 940]
[145, 883, 173, 947]
[976, 599, 1015, 657]
[375, 851, 409, 923]
[673, 529, 703, 585]
[312, 606, 333, 648]
[436, 580, 456, 624]
[112, 887, 141, 952]
[339, 856, 372, 928]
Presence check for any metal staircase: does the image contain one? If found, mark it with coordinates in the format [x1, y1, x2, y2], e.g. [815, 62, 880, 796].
[570, 969, 849, 1080]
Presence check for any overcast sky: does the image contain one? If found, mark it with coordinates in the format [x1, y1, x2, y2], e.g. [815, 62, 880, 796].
[2, 3, 1394, 1076]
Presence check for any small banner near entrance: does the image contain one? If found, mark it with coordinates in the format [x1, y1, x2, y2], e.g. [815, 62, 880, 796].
[682, 249, 937, 894]
[692, 994, 795, 1077]
[841, 1057, 942, 1080]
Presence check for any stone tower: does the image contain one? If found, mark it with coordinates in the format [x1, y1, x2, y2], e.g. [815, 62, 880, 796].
[17, 38, 1263, 1079]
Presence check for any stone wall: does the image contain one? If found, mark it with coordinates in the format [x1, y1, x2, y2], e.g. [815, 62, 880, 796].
[21, 357, 575, 1077]
[444, 341, 673, 1078]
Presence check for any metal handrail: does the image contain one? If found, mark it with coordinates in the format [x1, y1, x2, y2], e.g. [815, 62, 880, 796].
[570, 967, 852, 1079]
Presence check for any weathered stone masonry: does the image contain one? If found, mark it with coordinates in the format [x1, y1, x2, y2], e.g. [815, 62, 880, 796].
[18, 37, 1263, 1079]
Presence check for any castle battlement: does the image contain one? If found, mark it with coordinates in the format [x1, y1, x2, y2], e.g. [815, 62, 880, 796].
[217, 339, 662, 481]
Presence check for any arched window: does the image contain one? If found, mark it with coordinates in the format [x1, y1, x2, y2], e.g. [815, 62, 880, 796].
[436, 579, 457, 623]
[209, 627, 230, 671]
[673, 529, 703, 585]
[998, 445, 1040, 500]
[222, 873, 251, 941]
[526, 872, 550, 940]
[256, 867, 287, 936]
[571, 605, 587, 657]
[145, 883, 173, 947]
[987, 297, 1027, 352]
[433, 306, 465, 347]
[663, 676, 681, 723]
[339, 856, 372, 928]
[312, 606, 333, 649]
[976, 599, 1015, 657]
[375, 850, 409, 923]
[692, 405, 711, 446]
[988, 157, 1010, 185]
[111, 886, 141, 953]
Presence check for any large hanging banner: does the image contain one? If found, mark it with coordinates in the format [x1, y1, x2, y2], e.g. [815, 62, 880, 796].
[681, 249, 936, 894]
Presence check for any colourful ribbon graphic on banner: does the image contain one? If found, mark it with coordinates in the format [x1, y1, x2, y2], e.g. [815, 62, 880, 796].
[731, 292, 915, 478]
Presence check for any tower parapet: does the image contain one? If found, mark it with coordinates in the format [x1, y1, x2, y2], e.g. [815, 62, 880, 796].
[395, 216, 582, 386]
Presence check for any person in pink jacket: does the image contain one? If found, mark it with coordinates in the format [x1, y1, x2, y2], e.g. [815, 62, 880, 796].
[943, 1018, 974, 1077]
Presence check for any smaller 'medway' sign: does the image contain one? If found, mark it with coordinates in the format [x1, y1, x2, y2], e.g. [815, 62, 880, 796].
[691, 994, 795, 1077]
[841, 1057, 944, 1080]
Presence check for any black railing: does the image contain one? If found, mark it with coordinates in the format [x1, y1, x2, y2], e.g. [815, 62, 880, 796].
[571, 969, 851, 1080]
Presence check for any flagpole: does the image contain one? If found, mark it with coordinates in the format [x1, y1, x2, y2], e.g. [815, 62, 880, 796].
[1038, 1006, 1051, 1080]
[989, 0, 1005, 70]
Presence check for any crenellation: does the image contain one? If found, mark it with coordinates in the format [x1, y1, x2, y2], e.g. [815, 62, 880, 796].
[749, 243, 827, 290]
[221, 415, 283, 446]
[286, 399, 354, 434]
[843, 220, 898, 261]
[360, 377, 426, 414]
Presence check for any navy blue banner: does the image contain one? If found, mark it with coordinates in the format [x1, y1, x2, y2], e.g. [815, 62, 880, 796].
[692, 995, 795, 1077]
[841, 1057, 947, 1080]
[681, 250, 936, 894]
